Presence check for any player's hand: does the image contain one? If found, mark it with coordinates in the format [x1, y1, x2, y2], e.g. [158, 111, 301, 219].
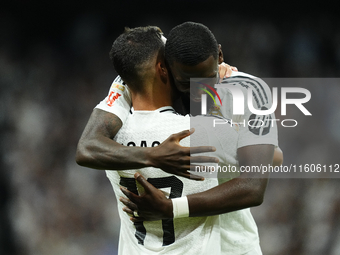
[120, 172, 172, 222]
[218, 62, 238, 82]
[147, 128, 219, 181]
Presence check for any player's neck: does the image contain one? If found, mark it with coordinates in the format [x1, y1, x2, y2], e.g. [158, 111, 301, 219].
[131, 81, 173, 111]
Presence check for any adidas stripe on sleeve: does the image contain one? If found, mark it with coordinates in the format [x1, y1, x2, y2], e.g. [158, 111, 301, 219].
[217, 71, 278, 148]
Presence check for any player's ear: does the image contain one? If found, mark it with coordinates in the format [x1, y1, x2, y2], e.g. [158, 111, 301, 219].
[161, 62, 167, 75]
[156, 48, 168, 78]
[218, 44, 224, 64]
[157, 61, 168, 80]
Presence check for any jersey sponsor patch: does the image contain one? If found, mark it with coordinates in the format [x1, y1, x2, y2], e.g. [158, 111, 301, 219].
[110, 83, 126, 92]
[106, 91, 121, 106]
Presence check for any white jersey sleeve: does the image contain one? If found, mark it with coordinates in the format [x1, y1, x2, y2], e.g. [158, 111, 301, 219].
[190, 115, 262, 254]
[216, 71, 278, 149]
[95, 76, 132, 124]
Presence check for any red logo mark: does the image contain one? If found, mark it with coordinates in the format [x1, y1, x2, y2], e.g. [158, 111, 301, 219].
[106, 91, 121, 106]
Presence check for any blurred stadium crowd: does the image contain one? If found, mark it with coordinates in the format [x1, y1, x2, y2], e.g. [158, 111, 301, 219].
[1, 3, 340, 255]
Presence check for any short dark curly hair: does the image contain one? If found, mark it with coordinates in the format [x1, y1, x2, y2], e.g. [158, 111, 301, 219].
[109, 26, 164, 90]
[165, 22, 219, 66]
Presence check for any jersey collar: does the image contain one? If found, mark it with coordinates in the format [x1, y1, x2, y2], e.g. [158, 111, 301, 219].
[130, 106, 176, 114]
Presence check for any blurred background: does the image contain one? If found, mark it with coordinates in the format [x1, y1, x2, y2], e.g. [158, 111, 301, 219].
[1, 1, 340, 254]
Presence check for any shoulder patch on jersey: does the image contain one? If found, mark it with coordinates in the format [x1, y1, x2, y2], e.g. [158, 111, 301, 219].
[111, 83, 126, 92]
[106, 91, 122, 106]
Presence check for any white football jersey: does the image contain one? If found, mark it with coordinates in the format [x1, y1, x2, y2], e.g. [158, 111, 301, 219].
[100, 73, 278, 254]
[189, 114, 264, 254]
[106, 107, 223, 255]
[213, 71, 278, 254]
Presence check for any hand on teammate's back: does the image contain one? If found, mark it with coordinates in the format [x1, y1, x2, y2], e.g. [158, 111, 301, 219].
[120, 172, 171, 222]
[147, 129, 218, 181]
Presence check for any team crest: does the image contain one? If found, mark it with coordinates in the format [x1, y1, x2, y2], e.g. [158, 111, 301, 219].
[208, 105, 223, 117]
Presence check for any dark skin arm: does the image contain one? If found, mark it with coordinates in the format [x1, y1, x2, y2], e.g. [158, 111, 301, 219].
[76, 108, 218, 180]
[187, 144, 273, 217]
[120, 144, 274, 221]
